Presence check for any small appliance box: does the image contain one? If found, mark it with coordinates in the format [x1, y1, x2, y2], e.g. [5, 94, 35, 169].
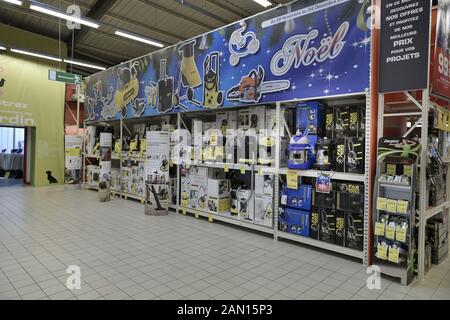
[258, 135, 288, 165]
[255, 174, 274, 196]
[335, 106, 349, 137]
[278, 208, 311, 238]
[237, 189, 254, 222]
[281, 184, 312, 211]
[335, 138, 346, 172]
[207, 195, 230, 214]
[336, 182, 364, 214]
[349, 106, 365, 137]
[189, 184, 207, 210]
[335, 210, 346, 246]
[345, 212, 364, 251]
[312, 181, 336, 210]
[319, 208, 336, 244]
[188, 166, 208, 186]
[265, 108, 294, 137]
[310, 207, 320, 240]
[239, 108, 265, 130]
[325, 108, 334, 138]
[216, 111, 238, 134]
[295, 101, 326, 136]
[207, 179, 230, 197]
[346, 137, 365, 174]
[255, 195, 274, 227]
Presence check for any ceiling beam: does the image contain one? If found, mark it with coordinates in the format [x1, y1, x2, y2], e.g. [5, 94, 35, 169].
[174, 0, 230, 25]
[75, 44, 135, 63]
[67, 0, 119, 54]
[135, 0, 215, 31]
[206, 0, 249, 18]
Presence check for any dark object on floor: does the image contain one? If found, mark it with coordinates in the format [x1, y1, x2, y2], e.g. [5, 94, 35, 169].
[0, 78, 5, 87]
[46, 171, 58, 184]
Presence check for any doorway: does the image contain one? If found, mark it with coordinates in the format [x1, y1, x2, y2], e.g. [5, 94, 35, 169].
[0, 126, 27, 187]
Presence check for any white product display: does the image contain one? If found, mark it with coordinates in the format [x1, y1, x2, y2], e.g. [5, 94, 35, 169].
[188, 167, 208, 187]
[216, 111, 238, 134]
[255, 174, 274, 196]
[207, 195, 231, 214]
[65, 135, 83, 170]
[99, 133, 112, 183]
[192, 119, 203, 161]
[207, 179, 230, 196]
[255, 195, 274, 227]
[264, 108, 293, 137]
[86, 165, 100, 187]
[85, 126, 97, 155]
[237, 188, 254, 222]
[189, 184, 207, 210]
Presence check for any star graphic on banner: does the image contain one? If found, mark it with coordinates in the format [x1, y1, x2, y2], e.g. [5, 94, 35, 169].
[325, 73, 334, 81]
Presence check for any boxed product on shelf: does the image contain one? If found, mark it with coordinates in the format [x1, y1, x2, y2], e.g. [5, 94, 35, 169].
[85, 126, 97, 155]
[207, 179, 230, 197]
[334, 106, 349, 137]
[237, 188, 254, 222]
[310, 208, 320, 240]
[265, 108, 294, 137]
[254, 195, 274, 227]
[278, 207, 311, 237]
[237, 129, 258, 164]
[187, 166, 208, 187]
[216, 111, 238, 134]
[239, 108, 265, 130]
[257, 134, 288, 165]
[230, 187, 239, 216]
[312, 181, 336, 209]
[192, 119, 203, 161]
[314, 138, 335, 170]
[189, 184, 207, 210]
[325, 108, 334, 138]
[319, 208, 336, 244]
[295, 101, 325, 136]
[335, 138, 346, 172]
[427, 219, 449, 265]
[346, 137, 365, 174]
[255, 174, 274, 196]
[336, 182, 364, 214]
[86, 165, 100, 187]
[169, 177, 177, 205]
[110, 168, 121, 192]
[280, 184, 312, 211]
[225, 131, 237, 164]
[207, 195, 231, 214]
[349, 106, 365, 137]
[345, 212, 364, 251]
[335, 211, 346, 246]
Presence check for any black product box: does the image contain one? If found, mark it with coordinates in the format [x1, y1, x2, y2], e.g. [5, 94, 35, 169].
[335, 210, 345, 246]
[346, 137, 365, 174]
[313, 138, 335, 171]
[335, 138, 346, 172]
[345, 212, 364, 251]
[348, 106, 365, 137]
[319, 208, 336, 244]
[312, 182, 336, 209]
[310, 207, 320, 240]
[335, 107, 349, 137]
[336, 182, 364, 214]
[325, 108, 335, 139]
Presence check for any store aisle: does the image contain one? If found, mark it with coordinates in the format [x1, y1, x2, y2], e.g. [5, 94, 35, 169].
[0, 186, 449, 300]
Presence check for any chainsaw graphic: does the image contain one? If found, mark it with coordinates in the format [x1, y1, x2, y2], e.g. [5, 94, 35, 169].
[226, 66, 290, 103]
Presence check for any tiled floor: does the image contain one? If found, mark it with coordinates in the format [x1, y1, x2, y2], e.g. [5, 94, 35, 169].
[0, 185, 449, 300]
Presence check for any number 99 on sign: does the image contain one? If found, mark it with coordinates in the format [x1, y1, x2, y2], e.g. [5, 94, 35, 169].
[438, 53, 449, 77]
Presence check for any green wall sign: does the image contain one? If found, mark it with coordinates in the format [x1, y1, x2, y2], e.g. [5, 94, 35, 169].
[48, 70, 82, 84]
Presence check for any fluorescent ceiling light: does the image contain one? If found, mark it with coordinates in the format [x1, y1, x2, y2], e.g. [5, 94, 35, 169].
[11, 48, 62, 62]
[2, 0, 23, 5]
[29, 4, 100, 29]
[115, 30, 164, 48]
[253, 0, 272, 7]
[64, 59, 106, 71]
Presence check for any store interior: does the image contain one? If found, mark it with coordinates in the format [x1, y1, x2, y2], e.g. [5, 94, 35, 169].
[0, 0, 449, 301]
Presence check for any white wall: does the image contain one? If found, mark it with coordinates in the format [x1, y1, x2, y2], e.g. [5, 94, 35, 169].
[0, 127, 25, 153]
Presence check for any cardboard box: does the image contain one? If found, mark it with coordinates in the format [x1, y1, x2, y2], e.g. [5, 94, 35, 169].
[264, 108, 294, 137]
[325, 108, 334, 138]
[346, 137, 365, 174]
[189, 184, 207, 210]
[255, 174, 274, 196]
[216, 111, 238, 134]
[237, 189, 254, 222]
[239, 108, 264, 130]
[349, 106, 365, 137]
[278, 208, 311, 238]
[335, 138, 346, 172]
[237, 129, 258, 164]
[192, 119, 203, 160]
[207, 195, 230, 214]
[319, 209, 336, 244]
[281, 184, 312, 211]
[312, 182, 336, 209]
[207, 179, 230, 197]
[258, 135, 288, 165]
[255, 195, 274, 227]
[188, 167, 208, 187]
[295, 101, 325, 136]
[345, 212, 364, 251]
[335, 211, 346, 246]
[310, 207, 320, 240]
[336, 182, 364, 214]
[335, 106, 349, 137]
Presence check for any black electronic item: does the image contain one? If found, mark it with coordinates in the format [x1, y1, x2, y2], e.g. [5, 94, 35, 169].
[348, 106, 364, 137]
[345, 212, 364, 251]
[157, 59, 174, 113]
[334, 107, 349, 137]
[335, 210, 345, 246]
[346, 137, 365, 174]
[325, 108, 334, 138]
[335, 138, 346, 172]
[336, 182, 364, 214]
[310, 208, 320, 240]
[313, 181, 336, 209]
[203, 52, 224, 109]
[313, 138, 335, 170]
[319, 208, 336, 244]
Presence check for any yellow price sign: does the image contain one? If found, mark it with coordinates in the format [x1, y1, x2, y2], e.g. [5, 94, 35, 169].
[385, 225, 396, 240]
[224, 165, 229, 173]
[240, 168, 246, 175]
[195, 212, 199, 219]
[377, 244, 388, 260]
[258, 167, 263, 176]
[386, 164, 396, 176]
[396, 227, 407, 243]
[208, 214, 214, 223]
[397, 200, 409, 214]
[374, 222, 386, 236]
[386, 199, 397, 213]
[287, 170, 298, 190]
[388, 247, 400, 264]
[403, 165, 413, 177]
[182, 210, 187, 216]
[209, 131, 218, 146]
[376, 197, 387, 211]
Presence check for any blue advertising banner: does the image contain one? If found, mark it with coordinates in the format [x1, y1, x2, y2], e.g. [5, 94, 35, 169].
[85, 0, 371, 122]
